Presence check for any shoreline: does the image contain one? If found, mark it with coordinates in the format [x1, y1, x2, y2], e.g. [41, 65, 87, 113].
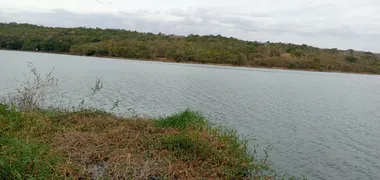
[2, 49, 379, 76]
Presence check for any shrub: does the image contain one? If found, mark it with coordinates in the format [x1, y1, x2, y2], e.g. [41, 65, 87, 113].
[346, 56, 358, 63]
[0, 62, 57, 110]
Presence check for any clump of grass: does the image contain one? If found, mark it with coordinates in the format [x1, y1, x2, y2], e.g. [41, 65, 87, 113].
[0, 136, 60, 179]
[155, 109, 206, 129]
[157, 111, 273, 179]
[163, 133, 212, 161]
[0, 105, 69, 179]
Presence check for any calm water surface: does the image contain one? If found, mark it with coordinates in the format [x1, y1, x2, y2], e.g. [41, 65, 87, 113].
[1, 50, 380, 179]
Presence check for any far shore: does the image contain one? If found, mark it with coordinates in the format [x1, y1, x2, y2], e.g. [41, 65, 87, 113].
[2, 49, 378, 76]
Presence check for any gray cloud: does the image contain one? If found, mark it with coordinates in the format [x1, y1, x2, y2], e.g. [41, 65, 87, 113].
[1, 4, 380, 52]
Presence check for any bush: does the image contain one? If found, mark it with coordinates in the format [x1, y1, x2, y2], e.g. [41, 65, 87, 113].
[0, 62, 58, 110]
[346, 56, 358, 63]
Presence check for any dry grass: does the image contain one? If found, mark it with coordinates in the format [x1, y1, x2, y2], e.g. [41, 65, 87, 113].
[1, 106, 276, 179]
[51, 110, 272, 179]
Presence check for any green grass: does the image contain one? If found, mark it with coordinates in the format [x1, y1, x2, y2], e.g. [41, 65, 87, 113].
[0, 105, 65, 179]
[0, 104, 282, 179]
[155, 109, 207, 130]
[156, 110, 273, 178]
[0, 136, 60, 179]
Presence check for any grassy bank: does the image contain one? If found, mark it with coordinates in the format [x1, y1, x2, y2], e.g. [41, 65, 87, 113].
[0, 106, 276, 179]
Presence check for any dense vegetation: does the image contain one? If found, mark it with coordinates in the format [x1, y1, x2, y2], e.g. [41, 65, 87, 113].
[1, 22, 379, 74]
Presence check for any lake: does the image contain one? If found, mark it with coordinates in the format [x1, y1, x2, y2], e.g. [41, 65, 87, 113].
[1, 50, 380, 179]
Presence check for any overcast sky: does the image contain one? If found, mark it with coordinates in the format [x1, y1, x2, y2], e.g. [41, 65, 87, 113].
[1, 0, 380, 52]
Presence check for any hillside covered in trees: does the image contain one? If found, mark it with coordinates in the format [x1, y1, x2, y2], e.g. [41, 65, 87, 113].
[1, 22, 380, 74]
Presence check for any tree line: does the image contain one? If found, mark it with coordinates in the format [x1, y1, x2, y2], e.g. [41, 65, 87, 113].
[1, 22, 380, 74]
